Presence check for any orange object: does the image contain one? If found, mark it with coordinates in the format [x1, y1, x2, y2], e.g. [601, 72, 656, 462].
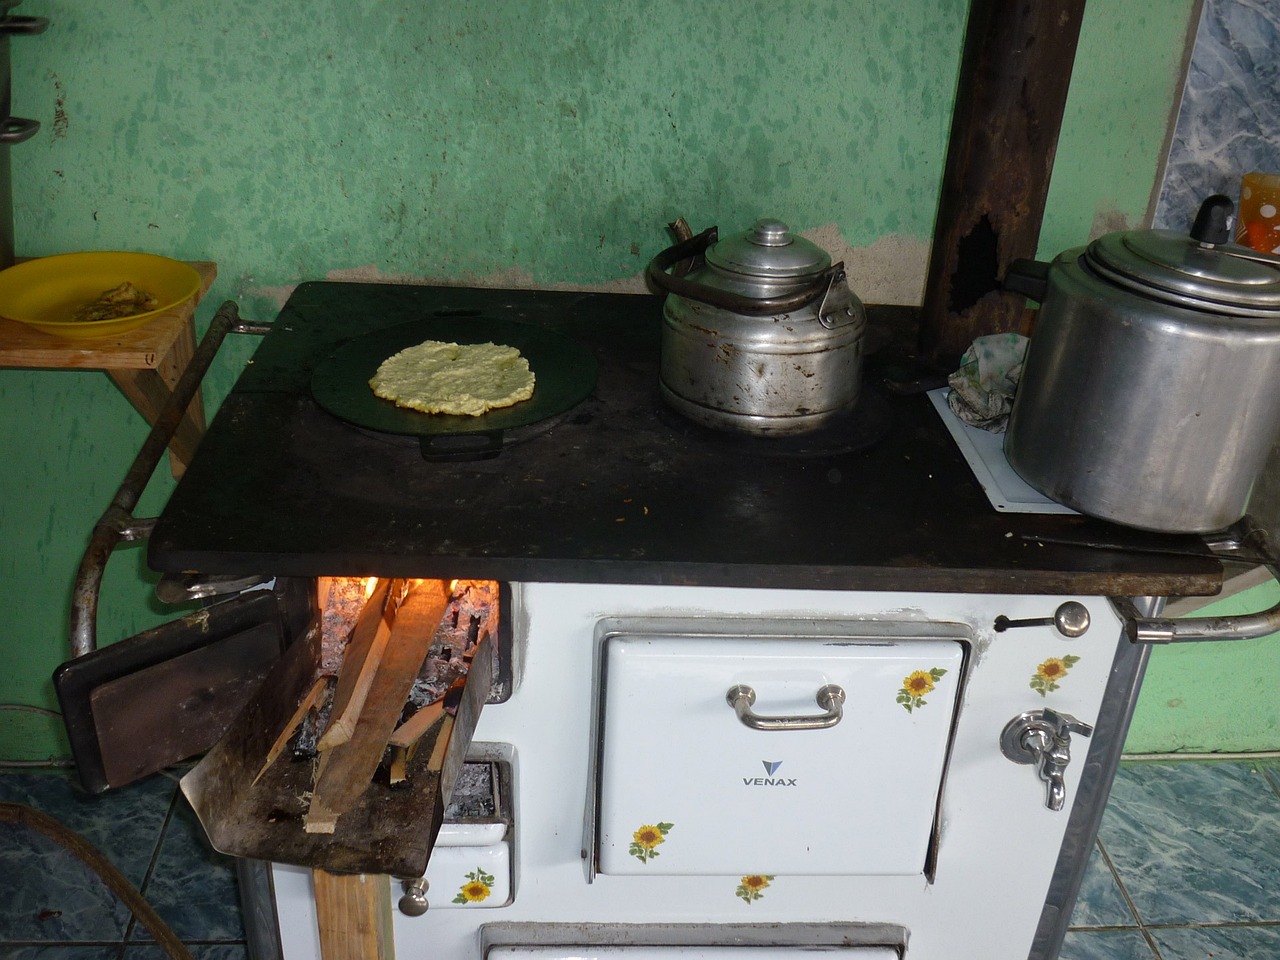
[1236, 172, 1280, 254]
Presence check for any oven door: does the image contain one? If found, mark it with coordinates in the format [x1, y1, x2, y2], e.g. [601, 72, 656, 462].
[592, 624, 966, 877]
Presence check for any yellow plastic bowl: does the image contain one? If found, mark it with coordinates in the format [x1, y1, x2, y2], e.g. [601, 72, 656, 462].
[0, 252, 201, 339]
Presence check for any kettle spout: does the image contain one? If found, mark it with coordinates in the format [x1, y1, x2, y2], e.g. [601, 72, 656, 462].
[668, 217, 694, 243]
[666, 217, 697, 277]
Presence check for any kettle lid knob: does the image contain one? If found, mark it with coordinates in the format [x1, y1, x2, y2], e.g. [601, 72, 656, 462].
[748, 219, 793, 247]
[1190, 194, 1234, 246]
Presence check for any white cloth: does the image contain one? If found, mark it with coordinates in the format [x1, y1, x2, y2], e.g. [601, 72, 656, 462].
[946, 333, 1029, 433]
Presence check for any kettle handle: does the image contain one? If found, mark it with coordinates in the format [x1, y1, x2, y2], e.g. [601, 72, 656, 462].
[646, 226, 847, 317]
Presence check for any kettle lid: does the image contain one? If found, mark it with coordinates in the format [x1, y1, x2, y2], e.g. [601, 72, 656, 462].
[1086, 196, 1280, 314]
[705, 219, 832, 280]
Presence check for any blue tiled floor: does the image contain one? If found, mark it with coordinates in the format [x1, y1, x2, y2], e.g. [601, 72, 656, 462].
[1061, 759, 1280, 960]
[3, 760, 1280, 958]
[0, 768, 248, 960]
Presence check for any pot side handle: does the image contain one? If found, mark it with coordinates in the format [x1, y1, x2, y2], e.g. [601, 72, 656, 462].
[1003, 258, 1051, 302]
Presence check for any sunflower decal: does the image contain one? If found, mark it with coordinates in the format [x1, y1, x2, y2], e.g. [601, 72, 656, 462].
[629, 822, 674, 863]
[897, 667, 948, 713]
[452, 867, 495, 904]
[1031, 655, 1080, 696]
[736, 874, 774, 904]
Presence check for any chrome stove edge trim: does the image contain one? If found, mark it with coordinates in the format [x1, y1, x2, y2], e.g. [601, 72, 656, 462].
[1027, 595, 1162, 960]
[479, 920, 909, 953]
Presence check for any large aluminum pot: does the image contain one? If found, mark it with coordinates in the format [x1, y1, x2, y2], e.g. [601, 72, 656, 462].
[1004, 196, 1280, 534]
[646, 218, 866, 436]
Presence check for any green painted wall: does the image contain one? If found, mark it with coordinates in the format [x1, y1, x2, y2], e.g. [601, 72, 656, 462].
[0, 0, 1214, 763]
[1124, 579, 1280, 754]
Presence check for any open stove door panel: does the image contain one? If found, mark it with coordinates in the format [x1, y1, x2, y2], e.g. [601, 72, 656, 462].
[54, 577, 315, 795]
[179, 585, 498, 878]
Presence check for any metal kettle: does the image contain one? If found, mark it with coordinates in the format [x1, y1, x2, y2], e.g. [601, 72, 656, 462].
[646, 218, 867, 437]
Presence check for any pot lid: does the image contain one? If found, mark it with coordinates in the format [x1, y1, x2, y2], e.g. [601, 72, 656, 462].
[705, 218, 831, 280]
[1085, 198, 1280, 313]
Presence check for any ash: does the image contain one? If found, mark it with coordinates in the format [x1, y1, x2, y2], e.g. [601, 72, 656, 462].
[444, 762, 496, 820]
[408, 580, 499, 706]
[318, 578, 373, 676]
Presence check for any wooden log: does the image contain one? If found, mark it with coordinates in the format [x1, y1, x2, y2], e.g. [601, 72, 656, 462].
[317, 579, 395, 751]
[387, 699, 445, 750]
[918, 0, 1087, 370]
[305, 579, 449, 834]
[426, 711, 456, 774]
[312, 869, 394, 960]
[387, 675, 467, 749]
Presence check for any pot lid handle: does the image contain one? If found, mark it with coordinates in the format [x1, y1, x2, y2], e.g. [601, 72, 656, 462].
[1190, 194, 1234, 246]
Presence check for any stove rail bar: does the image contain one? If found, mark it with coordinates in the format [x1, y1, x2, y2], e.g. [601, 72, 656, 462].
[69, 300, 267, 659]
[1110, 516, 1280, 643]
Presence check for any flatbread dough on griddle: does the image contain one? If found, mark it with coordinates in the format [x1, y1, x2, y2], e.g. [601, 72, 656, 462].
[369, 339, 535, 416]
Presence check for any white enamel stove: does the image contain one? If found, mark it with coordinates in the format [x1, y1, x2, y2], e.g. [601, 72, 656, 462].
[271, 579, 1128, 959]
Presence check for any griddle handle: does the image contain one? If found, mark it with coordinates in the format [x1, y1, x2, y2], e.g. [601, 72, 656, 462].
[419, 431, 504, 462]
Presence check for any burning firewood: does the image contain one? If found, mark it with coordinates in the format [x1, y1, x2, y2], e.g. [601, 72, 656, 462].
[252, 676, 331, 787]
[304, 579, 449, 834]
[317, 579, 397, 751]
[388, 674, 467, 749]
[179, 574, 496, 876]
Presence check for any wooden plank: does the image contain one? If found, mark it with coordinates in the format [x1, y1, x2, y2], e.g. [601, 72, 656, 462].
[104, 366, 206, 477]
[317, 579, 395, 751]
[385, 672, 468, 750]
[153, 307, 207, 477]
[305, 579, 448, 834]
[917, 0, 1087, 369]
[312, 869, 393, 960]
[425, 711, 455, 773]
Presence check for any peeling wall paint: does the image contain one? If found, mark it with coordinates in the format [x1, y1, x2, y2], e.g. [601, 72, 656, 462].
[0, 0, 1199, 761]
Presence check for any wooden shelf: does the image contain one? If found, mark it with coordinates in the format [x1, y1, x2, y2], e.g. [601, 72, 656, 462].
[0, 261, 217, 477]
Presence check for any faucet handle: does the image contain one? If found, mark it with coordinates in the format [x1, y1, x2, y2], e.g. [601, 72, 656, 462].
[1042, 707, 1094, 740]
[1000, 709, 1093, 811]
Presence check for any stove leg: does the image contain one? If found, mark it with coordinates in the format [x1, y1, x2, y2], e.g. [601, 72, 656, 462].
[312, 869, 394, 960]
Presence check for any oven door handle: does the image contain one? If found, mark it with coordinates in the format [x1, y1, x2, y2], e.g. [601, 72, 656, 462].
[725, 683, 846, 731]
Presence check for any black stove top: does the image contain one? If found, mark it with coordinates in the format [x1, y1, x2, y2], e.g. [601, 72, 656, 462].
[148, 283, 1222, 597]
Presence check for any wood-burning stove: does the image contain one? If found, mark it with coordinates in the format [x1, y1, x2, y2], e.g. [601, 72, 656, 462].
[119, 282, 1243, 959]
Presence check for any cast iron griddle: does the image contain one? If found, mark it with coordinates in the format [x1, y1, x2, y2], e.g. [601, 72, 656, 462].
[310, 317, 598, 453]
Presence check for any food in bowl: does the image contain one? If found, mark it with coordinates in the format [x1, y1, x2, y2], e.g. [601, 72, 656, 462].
[71, 281, 159, 323]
